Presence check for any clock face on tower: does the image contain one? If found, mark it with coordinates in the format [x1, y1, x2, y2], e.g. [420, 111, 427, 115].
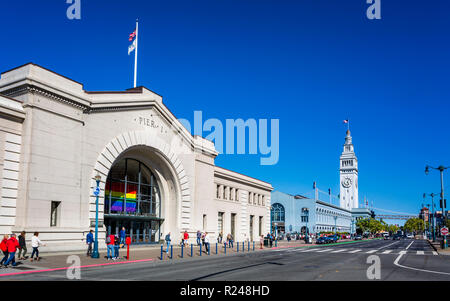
[342, 177, 352, 188]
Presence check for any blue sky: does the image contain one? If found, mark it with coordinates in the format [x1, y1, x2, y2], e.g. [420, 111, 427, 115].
[1, 0, 449, 225]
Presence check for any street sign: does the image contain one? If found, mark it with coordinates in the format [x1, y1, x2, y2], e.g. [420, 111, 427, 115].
[441, 227, 449, 236]
[93, 186, 100, 196]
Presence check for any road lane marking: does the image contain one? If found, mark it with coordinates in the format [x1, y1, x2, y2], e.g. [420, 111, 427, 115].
[381, 250, 392, 254]
[316, 249, 333, 253]
[417, 251, 424, 255]
[331, 249, 347, 253]
[348, 249, 362, 253]
[394, 251, 450, 276]
[298, 248, 319, 252]
[406, 240, 414, 250]
[366, 250, 378, 254]
[377, 241, 402, 250]
[433, 251, 438, 256]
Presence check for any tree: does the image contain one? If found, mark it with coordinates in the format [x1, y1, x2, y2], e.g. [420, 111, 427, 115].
[404, 218, 424, 234]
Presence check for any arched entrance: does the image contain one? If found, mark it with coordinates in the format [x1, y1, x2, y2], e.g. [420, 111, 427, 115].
[104, 157, 163, 244]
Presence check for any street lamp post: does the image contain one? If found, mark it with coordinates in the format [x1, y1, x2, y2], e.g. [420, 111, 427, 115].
[425, 165, 449, 249]
[91, 174, 101, 258]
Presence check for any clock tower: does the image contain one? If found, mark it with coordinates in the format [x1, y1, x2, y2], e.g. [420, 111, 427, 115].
[340, 129, 358, 210]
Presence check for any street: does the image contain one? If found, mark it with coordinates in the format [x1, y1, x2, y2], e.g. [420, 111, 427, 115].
[1, 239, 448, 281]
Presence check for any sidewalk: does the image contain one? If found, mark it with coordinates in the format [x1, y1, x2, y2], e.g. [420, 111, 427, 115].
[427, 238, 450, 255]
[0, 238, 358, 276]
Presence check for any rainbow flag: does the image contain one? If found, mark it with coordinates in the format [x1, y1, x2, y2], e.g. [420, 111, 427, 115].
[106, 182, 137, 213]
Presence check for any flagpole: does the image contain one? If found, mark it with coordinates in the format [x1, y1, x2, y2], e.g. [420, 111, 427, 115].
[134, 19, 138, 88]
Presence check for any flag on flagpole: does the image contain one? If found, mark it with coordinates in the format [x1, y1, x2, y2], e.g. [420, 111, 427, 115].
[128, 39, 136, 55]
[129, 30, 136, 41]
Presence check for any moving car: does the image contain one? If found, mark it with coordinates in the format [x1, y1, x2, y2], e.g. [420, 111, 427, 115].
[406, 233, 414, 239]
[393, 234, 402, 240]
[354, 235, 362, 240]
[327, 235, 339, 243]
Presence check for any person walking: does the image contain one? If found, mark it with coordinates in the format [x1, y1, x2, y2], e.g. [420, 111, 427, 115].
[106, 233, 115, 260]
[228, 233, 234, 248]
[183, 231, 189, 247]
[18, 231, 27, 260]
[165, 232, 171, 253]
[4, 233, 20, 267]
[196, 230, 201, 246]
[204, 232, 210, 254]
[119, 227, 126, 248]
[259, 235, 264, 249]
[30, 232, 45, 262]
[86, 230, 94, 257]
[114, 235, 120, 260]
[0, 235, 9, 266]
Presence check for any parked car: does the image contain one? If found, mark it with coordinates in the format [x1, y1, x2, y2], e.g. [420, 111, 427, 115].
[383, 234, 390, 240]
[327, 235, 339, 243]
[406, 233, 414, 239]
[393, 234, 402, 240]
[354, 235, 362, 240]
[316, 236, 329, 244]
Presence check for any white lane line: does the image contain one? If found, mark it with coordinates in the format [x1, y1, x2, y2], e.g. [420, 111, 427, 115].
[417, 251, 424, 255]
[405, 240, 414, 250]
[348, 249, 362, 253]
[433, 251, 438, 256]
[381, 250, 393, 254]
[316, 249, 333, 253]
[299, 248, 319, 252]
[377, 240, 402, 250]
[394, 251, 450, 276]
[366, 250, 378, 254]
[331, 249, 347, 253]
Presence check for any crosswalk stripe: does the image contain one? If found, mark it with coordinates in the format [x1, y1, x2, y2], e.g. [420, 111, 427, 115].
[348, 249, 362, 253]
[432, 251, 438, 256]
[316, 249, 333, 253]
[298, 248, 319, 252]
[417, 251, 424, 255]
[365, 250, 378, 254]
[381, 250, 392, 254]
[331, 249, 347, 253]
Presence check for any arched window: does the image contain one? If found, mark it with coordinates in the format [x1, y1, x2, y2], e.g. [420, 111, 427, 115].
[105, 158, 161, 217]
[271, 203, 285, 223]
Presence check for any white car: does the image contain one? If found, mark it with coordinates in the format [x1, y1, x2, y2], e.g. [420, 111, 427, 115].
[406, 234, 414, 239]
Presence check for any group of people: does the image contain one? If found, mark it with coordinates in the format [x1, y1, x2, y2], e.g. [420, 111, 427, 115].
[85, 227, 128, 260]
[0, 232, 45, 268]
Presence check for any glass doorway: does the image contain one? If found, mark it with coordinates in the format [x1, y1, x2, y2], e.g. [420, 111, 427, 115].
[105, 217, 162, 244]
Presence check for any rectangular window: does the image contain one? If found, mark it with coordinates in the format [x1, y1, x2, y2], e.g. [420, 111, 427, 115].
[218, 212, 224, 236]
[231, 213, 236, 239]
[203, 214, 207, 231]
[50, 201, 61, 227]
[249, 215, 254, 241]
[259, 216, 263, 236]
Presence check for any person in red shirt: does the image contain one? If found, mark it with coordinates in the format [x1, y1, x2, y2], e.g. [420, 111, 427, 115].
[0, 235, 9, 266]
[3, 233, 20, 267]
[183, 231, 189, 247]
[106, 233, 115, 260]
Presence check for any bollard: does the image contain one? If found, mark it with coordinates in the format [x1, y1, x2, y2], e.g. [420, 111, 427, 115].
[248, 241, 250, 251]
[216, 243, 218, 255]
[170, 245, 173, 259]
[242, 242, 245, 252]
[200, 243, 202, 256]
[191, 244, 193, 257]
[275, 239, 278, 247]
[253, 241, 255, 251]
[160, 245, 163, 260]
[224, 243, 227, 254]
[181, 244, 184, 258]
[237, 242, 239, 252]
[208, 243, 210, 255]
[127, 243, 130, 260]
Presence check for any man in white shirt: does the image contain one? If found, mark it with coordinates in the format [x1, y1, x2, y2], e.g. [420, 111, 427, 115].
[204, 232, 210, 254]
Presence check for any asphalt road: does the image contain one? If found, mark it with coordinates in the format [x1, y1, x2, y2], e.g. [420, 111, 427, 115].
[1, 239, 449, 281]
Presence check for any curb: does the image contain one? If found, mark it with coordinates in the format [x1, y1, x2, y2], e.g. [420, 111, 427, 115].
[427, 239, 439, 253]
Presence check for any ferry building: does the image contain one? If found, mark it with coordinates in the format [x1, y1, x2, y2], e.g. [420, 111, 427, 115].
[0, 63, 273, 251]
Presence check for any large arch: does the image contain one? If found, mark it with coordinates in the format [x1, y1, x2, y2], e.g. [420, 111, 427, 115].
[89, 130, 191, 231]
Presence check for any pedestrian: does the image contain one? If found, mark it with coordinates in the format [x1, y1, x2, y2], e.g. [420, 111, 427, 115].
[201, 232, 205, 247]
[260, 235, 264, 249]
[30, 232, 45, 262]
[196, 230, 201, 246]
[114, 235, 120, 260]
[229, 233, 234, 248]
[218, 232, 222, 244]
[165, 232, 171, 253]
[268, 233, 273, 248]
[287, 233, 291, 242]
[0, 235, 9, 266]
[4, 233, 20, 267]
[183, 230, 189, 247]
[204, 232, 210, 254]
[119, 227, 126, 248]
[18, 231, 27, 260]
[106, 232, 115, 260]
[86, 230, 94, 257]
